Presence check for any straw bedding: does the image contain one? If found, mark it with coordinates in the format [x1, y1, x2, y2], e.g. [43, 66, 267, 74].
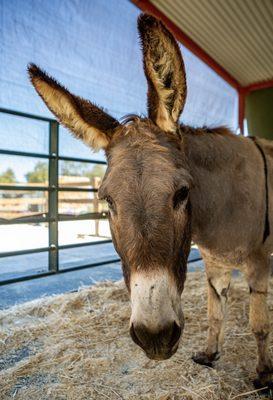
[1, 271, 273, 400]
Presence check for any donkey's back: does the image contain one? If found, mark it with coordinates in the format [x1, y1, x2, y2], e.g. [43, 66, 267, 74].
[187, 129, 273, 263]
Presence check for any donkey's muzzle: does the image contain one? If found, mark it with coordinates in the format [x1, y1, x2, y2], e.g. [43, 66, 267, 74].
[130, 321, 182, 360]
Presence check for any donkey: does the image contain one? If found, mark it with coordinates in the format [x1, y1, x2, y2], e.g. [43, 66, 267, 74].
[28, 13, 273, 390]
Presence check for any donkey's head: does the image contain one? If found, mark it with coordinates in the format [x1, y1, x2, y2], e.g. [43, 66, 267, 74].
[28, 14, 192, 360]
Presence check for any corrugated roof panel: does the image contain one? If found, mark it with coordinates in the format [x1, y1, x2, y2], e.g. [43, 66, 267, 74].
[150, 0, 273, 86]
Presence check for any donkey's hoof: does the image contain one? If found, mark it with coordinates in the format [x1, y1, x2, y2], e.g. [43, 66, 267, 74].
[253, 379, 273, 397]
[191, 351, 220, 368]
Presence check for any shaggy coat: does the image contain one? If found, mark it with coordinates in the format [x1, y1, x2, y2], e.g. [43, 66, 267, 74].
[28, 13, 273, 393]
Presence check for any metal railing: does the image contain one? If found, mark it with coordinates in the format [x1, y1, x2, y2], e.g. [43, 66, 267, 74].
[0, 108, 120, 285]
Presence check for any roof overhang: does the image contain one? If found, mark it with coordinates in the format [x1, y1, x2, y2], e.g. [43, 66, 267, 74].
[132, 0, 273, 94]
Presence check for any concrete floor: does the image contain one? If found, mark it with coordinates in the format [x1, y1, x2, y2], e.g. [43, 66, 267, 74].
[0, 248, 203, 310]
[0, 262, 123, 309]
[0, 242, 118, 282]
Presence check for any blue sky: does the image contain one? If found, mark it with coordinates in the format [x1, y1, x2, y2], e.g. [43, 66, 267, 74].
[0, 0, 238, 182]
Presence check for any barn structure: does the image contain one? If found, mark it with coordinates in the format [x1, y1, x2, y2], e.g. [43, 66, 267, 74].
[0, 1, 273, 399]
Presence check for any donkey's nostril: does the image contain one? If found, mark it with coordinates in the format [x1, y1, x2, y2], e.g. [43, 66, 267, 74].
[130, 323, 144, 348]
[169, 321, 182, 347]
[130, 321, 182, 355]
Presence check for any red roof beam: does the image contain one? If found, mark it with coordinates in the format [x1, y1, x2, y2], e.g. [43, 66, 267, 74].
[243, 79, 273, 94]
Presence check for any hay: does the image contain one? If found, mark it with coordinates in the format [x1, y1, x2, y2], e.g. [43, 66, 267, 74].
[0, 271, 273, 400]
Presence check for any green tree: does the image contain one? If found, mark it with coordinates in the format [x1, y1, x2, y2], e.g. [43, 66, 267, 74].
[25, 162, 48, 183]
[0, 168, 16, 183]
[60, 161, 105, 180]
[84, 164, 106, 180]
[60, 161, 83, 177]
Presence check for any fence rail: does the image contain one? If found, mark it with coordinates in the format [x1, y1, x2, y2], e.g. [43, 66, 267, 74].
[0, 108, 119, 285]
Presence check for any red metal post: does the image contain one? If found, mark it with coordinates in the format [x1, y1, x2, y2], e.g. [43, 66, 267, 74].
[239, 81, 273, 135]
[238, 88, 246, 135]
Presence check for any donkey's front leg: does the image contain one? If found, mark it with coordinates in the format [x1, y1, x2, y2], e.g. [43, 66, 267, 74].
[245, 253, 273, 391]
[192, 263, 231, 367]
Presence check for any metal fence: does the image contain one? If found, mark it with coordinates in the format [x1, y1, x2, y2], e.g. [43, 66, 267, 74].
[0, 108, 119, 285]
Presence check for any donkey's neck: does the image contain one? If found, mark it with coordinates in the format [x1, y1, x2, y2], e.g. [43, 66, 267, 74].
[183, 126, 265, 262]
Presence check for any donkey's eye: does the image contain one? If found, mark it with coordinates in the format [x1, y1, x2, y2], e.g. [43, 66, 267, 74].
[173, 186, 189, 209]
[105, 195, 114, 210]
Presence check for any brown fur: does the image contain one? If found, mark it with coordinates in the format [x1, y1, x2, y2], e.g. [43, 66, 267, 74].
[138, 14, 187, 132]
[28, 12, 273, 390]
[100, 119, 191, 292]
[28, 64, 119, 150]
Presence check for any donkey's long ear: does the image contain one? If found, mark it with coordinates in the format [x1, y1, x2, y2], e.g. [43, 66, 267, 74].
[28, 64, 120, 150]
[138, 14, 187, 132]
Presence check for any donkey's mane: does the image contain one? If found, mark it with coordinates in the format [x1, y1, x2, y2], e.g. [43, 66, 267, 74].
[120, 114, 142, 125]
[181, 124, 234, 138]
[120, 115, 234, 138]
[120, 114, 234, 140]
